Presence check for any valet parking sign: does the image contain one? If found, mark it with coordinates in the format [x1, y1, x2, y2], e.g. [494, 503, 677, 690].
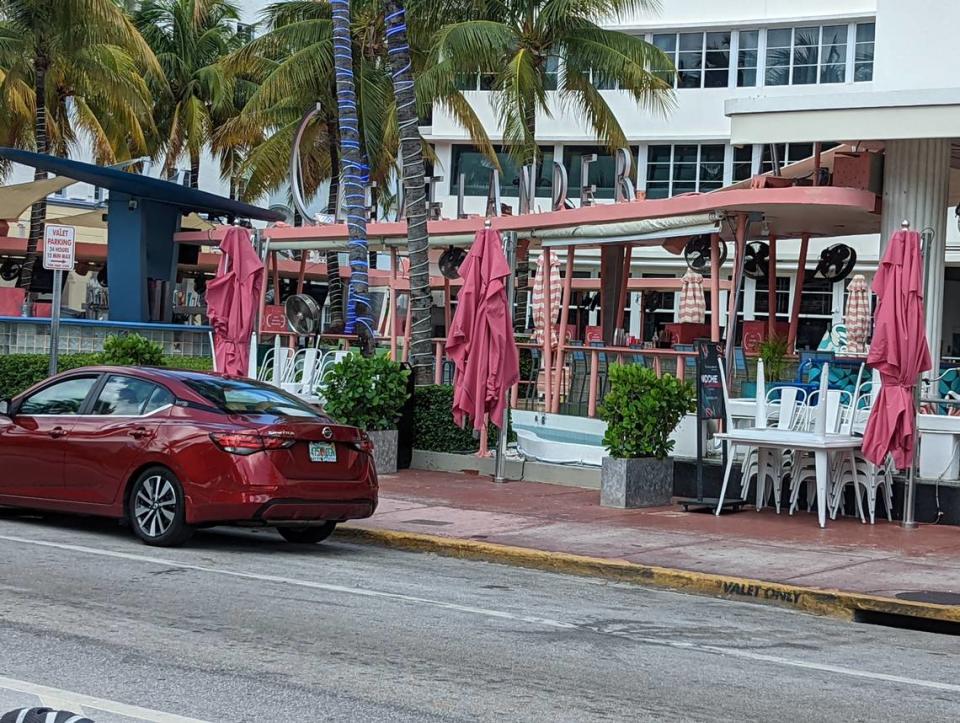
[43, 224, 76, 271]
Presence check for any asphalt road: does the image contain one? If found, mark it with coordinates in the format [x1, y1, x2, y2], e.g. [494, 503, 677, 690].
[0, 512, 957, 722]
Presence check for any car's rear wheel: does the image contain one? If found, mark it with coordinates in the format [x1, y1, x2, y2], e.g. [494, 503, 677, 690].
[128, 467, 193, 547]
[277, 521, 337, 544]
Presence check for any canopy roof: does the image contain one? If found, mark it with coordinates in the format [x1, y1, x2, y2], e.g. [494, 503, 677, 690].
[180, 183, 878, 252]
[0, 175, 74, 220]
[0, 148, 283, 222]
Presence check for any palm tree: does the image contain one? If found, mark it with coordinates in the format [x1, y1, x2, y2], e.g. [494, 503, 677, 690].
[135, 0, 242, 188]
[223, 1, 395, 335]
[422, 0, 674, 329]
[384, 0, 432, 383]
[0, 0, 159, 290]
[329, 0, 374, 351]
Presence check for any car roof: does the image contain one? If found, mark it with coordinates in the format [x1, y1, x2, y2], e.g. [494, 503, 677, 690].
[45, 366, 240, 386]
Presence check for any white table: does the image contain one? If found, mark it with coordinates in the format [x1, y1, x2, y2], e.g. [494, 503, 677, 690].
[714, 428, 863, 528]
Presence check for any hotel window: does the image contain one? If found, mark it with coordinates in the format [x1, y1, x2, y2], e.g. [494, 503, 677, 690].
[737, 30, 759, 87]
[454, 71, 497, 91]
[543, 56, 560, 90]
[733, 146, 755, 182]
[449, 146, 554, 197]
[754, 276, 790, 317]
[760, 142, 839, 173]
[236, 23, 254, 43]
[565, 146, 621, 200]
[652, 32, 730, 88]
[765, 25, 849, 85]
[855, 22, 875, 81]
[645, 144, 725, 199]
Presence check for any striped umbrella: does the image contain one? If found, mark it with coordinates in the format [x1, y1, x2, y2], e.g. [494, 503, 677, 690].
[844, 274, 871, 354]
[678, 269, 706, 323]
[532, 252, 562, 346]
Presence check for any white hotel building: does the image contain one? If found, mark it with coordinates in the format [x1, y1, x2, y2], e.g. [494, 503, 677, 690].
[409, 0, 960, 354]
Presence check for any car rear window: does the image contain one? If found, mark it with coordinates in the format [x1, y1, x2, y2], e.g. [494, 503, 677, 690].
[184, 378, 321, 418]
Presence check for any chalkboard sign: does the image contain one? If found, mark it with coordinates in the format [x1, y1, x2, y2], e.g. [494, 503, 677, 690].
[695, 339, 725, 421]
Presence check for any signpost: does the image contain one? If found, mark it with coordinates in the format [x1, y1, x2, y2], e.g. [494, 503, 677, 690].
[42, 224, 75, 377]
[676, 339, 743, 512]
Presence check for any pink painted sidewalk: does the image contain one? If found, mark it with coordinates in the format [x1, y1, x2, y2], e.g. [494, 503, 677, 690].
[350, 469, 960, 602]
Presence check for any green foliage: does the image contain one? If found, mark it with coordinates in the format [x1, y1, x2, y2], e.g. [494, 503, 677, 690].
[0, 353, 211, 400]
[414, 385, 480, 453]
[598, 365, 694, 460]
[412, 385, 512, 453]
[98, 334, 165, 367]
[322, 354, 411, 431]
[758, 334, 790, 382]
[160, 355, 214, 372]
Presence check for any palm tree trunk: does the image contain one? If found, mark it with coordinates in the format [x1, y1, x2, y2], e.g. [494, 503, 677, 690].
[385, 0, 433, 384]
[189, 150, 200, 189]
[512, 124, 537, 332]
[324, 122, 345, 331]
[18, 53, 49, 291]
[330, 0, 373, 354]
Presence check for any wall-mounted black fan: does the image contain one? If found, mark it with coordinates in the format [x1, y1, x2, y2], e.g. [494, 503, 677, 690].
[194, 275, 208, 295]
[0, 259, 21, 282]
[742, 241, 770, 280]
[683, 235, 727, 274]
[284, 293, 321, 334]
[815, 243, 857, 282]
[438, 246, 467, 280]
[96, 265, 108, 288]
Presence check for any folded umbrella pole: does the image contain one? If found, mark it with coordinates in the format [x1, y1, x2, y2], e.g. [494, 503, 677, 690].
[861, 228, 932, 527]
[445, 226, 521, 475]
[205, 227, 265, 377]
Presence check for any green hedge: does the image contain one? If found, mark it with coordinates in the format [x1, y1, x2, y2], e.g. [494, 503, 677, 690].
[0, 354, 212, 399]
[413, 385, 513, 453]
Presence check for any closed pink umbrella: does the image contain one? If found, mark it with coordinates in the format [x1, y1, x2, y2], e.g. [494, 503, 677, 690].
[862, 229, 932, 470]
[446, 227, 520, 432]
[205, 226, 264, 376]
[531, 252, 561, 346]
[678, 269, 706, 323]
[843, 274, 871, 354]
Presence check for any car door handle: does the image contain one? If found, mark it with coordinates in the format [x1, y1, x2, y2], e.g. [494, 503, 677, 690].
[49, 427, 67, 439]
[129, 427, 149, 440]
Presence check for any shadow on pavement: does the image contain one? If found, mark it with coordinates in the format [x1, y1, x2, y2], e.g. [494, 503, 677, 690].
[0, 507, 356, 557]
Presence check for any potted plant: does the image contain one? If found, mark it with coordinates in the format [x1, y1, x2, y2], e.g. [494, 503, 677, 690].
[322, 354, 411, 474]
[598, 364, 694, 508]
[758, 333, 790, 382]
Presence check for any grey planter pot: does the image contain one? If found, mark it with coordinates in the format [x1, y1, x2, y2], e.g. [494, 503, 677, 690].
[600, 456, 674, 508]
[368, 429, 399, 475]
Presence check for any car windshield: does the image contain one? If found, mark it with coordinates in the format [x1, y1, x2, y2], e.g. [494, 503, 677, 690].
[184, 377, 322, 418]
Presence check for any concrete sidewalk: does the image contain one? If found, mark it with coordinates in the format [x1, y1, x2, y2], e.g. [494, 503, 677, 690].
[342, 469, 960, 622]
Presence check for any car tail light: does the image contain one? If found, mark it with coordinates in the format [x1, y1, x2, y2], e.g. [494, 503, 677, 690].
[350, 432, 375, 454]
[210, 432, 295, 455]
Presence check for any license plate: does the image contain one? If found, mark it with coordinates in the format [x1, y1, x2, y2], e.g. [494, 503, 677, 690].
[308, 441, 337, 463]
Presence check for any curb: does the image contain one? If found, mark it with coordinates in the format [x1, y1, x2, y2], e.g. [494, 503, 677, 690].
[337, 526, 960, 625]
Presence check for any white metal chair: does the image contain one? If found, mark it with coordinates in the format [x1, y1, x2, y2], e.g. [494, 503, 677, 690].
[787, 364, 861, 518]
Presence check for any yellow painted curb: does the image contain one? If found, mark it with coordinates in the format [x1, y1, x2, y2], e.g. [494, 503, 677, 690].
[337, 525, 960, 624]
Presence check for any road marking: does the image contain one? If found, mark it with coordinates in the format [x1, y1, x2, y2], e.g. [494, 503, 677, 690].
[1, 533, 959, 696]
[0, 675, 206, 722]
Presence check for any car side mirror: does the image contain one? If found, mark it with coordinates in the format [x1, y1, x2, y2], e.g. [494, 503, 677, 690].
[0, 400, 9, 418]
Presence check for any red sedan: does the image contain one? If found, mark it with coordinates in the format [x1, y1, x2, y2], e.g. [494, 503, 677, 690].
[0, 366, 378, 546]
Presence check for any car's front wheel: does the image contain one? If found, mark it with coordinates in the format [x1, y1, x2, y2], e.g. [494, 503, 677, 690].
[277, 521, 337, 544]
[128, 467, 193, 547]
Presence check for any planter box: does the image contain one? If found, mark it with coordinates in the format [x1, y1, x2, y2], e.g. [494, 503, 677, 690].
[368, 429, 399, 475]
[601, 456, 674, 508]
[742, 320, 790, 356]
[663, 323, 710, 345]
